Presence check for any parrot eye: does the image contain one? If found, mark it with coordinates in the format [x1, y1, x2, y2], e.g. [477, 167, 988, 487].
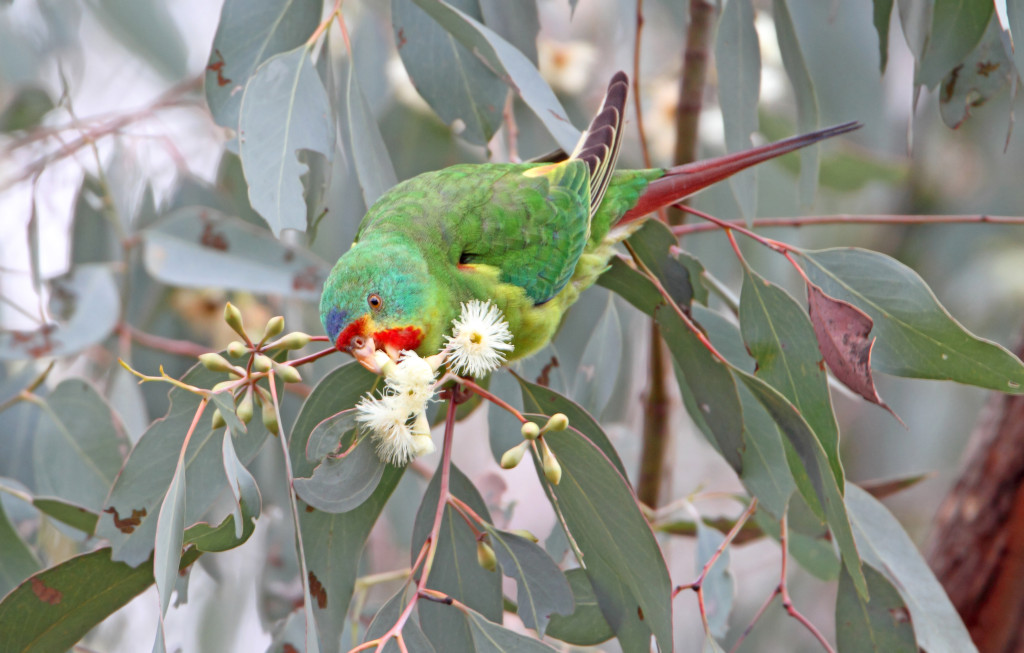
[367, 293, 383, 310]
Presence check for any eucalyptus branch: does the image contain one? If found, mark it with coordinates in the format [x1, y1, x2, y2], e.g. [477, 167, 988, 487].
[117, 323, 209, 358]
[0, 360, 54, 414]
[672, 212, 1024, 236]
[779, 514, 836, 653]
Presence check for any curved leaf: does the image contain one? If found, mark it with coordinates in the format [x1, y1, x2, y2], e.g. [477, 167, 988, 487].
[915, 0, 993, 88]
[239, 45, 335, 235]
[836, 563, 916, 652]
[0, 497, 39, 598]
[800, 247, 1024, 392]
[205, 0, 322, 132]
[545, 568, 614, 646]
[294, 434, 386, 513]
[344, 50, 397, 207]
[142, 207, 331, 301]
[466, 608, 560, 652]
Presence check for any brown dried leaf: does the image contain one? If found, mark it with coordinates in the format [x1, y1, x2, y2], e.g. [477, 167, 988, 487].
[806, 282, 901, 421]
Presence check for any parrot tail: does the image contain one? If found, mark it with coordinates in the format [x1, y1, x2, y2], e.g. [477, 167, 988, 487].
[571, 71, 629, 218]
[619, 121, 862, 223]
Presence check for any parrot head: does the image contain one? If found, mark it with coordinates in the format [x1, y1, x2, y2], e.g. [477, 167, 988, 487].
[319, 241, 444, 369]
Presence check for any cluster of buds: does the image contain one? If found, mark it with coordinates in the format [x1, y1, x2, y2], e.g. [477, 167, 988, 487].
[499, 413, 569, 485]
[202, 303, 311, 435]
[353, 300, 515, 466]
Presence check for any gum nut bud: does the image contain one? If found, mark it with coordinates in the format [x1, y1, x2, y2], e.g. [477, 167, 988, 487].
[226, 341, 248, 358]
[543, 413, 569, 433]
[500, 442, 527, 469]
[212, 380, 235, 393]
[542, 442, 562, 485]
[224, 302, 246, 338]
[199, 352, 234, 373]
[510, 529, 539, 543]
[373, 350, 394, 375]
[211, 408, 226, 430]
[261, 402, 280, 436]
[411, 434, 435, 458]
[276, 332, 312, 350]
[521, 422, 540, 440]
[476, 540, 498, 572]
[273, 362, 303, 384]
[253, 354, 273, 373]
[237, 391, 254, 424]
[262, 316, 285, 343]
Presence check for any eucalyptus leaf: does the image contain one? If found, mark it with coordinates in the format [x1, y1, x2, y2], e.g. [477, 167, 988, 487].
[294, 434, 386, 513]
[915, 0, 993, 89]
[0, 498, 39, 599]
[364, 584, 435, 653]
[205, 0, 322, 133]
[695, 521, 734, 639]
[153, 454, 186, 616]
[800, 247, 1024, 392]
[344, 47, 397, 207]
[571, 295, 621, 418]
[938, 17, 1014, 130]
[836, 563, 916, 653]
[239, 45, 335, 235]
[545, 568, 614, 646]
[465, 608, 560, 652]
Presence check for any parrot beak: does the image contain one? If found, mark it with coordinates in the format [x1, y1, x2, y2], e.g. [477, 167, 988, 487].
[351, 336, 380, 374]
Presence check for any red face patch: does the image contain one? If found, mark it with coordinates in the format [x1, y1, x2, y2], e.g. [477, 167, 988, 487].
[335, 316, 369, 351]
[372, 326, 423, 352]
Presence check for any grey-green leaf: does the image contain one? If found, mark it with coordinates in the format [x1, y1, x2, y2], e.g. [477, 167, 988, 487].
[142, 207, 331, 301]
[545, 568, 614, 646]
[836, 563, 916, 653]
[153, 456, 185, 616]
[205, 0, 322, 132]
[465, 608, 560, 652]
[571, 295, 622, 419]
[344, 51, 398, 207]
[915, 0, 993, 89]
[484, 527, 574, 636]
[0, 497, 40, 599]
[800, 247, 1024, 393]
[938, 16, 1014, 130]
[695, 521, 734, 639]
[294, 434, 386, 513]
[239, 45, 335, 235]
[846, 485, 976, 653]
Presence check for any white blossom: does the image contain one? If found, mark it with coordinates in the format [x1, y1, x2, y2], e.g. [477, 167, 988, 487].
[444, 300, 514, 377]
[385, 351, 437, 412]
[355, 352, 437, 465]
[355, 394, 419, 465]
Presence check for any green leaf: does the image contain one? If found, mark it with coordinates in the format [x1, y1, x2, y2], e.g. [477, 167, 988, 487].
[96, 362, 274, 567]
[836, 563, 916, 653]
[873, 0, 894, 72]
[627, 221, 696, 309]
[518, 377, 628, 479]
[31, 379, 127, 512]
[205, 0, 322, 133]
[0, 86, 54, 132]
[597, 256, 665, 315]
[938, 17, 1014, 130]
[734, 371, 867, 599]
[465, 608, 560, 652]
[344, 49, 398, 207]
[0, 497, 39, 599]
[716, 0, 761, 220]
[392, 0, 506, 145]
[800, 248, 1024, 392]
[32, 498, 98, 536]
[153, 451, 186, 616]
[695, 521, 733, 639]
[846, 485, 975, 653]
[0, 265, 120, 361]
[483, 527, 574, 636]
[736, 382, 796, 518]
[545, 568, 614, 646]
[238, 45, 335, 236]
[294, 433, 386, 513]
[408, 0, 580, 152]
[142, 207, 331, 301]
[571, 294, 621, 419]
[287, 362, 400, 653]
[412, 464, 502, 652]
[221, 429, 262, 541]
[772, 0, 820, 205]
[91, 0, 187, 79]
[479, 0, 539, 63]
[739, 266, 842, 487]
[915, 0, 993, 89]
[538, 426, 673, 652]
[1008, 0, 1024, 89]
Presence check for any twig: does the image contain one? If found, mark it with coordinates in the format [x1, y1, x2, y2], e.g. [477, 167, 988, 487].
[779, 514, 836, 653]
[728, 584, 781, 653]
[117, 323, 209, 358]
[440, 373, 526, 423]
[672, 498, 758, 598]
[671, 212, 1024, 236]
[0, 360, 55, 414]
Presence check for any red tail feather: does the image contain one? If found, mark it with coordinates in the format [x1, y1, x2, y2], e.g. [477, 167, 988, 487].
[619, 121, 861, 223]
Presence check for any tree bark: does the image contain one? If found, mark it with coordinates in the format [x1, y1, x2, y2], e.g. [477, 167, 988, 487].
[927, 330, 1024, 652]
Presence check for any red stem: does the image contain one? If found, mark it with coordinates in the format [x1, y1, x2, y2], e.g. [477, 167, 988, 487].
[779, 514, 836, 653]
[672, 213, 1024, 236]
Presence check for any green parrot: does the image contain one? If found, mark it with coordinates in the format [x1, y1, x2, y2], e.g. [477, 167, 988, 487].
[320, 71, 858, 368]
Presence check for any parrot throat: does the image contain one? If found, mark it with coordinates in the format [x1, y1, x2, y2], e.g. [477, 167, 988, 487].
[335, 316, 424, 355]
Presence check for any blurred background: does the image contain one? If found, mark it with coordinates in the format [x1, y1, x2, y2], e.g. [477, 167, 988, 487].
[1, 0, 1022, 650]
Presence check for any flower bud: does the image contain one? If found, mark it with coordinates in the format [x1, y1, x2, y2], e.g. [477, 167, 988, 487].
[476, 540, 497, 572]
[226, 341, 248, 358]
[236, 389, 254, 424]
[211, 408, 226, 430]
[273, 361, 302, 384]
[224, 302, 246, 339]
[541, 440, 561, 485]
[510, 529, 539, 543]
[272, 332, 312, 351]
[500, 442, 528, 469]
[261, 402, 279, 436]
[253, 354, 273, 373]
[542, 413, 569, 434]
[261, 316, 285, 343]
[411, 434, 436, 458]
[521, 422, 540, 440]
[199, 353, 234, 374]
